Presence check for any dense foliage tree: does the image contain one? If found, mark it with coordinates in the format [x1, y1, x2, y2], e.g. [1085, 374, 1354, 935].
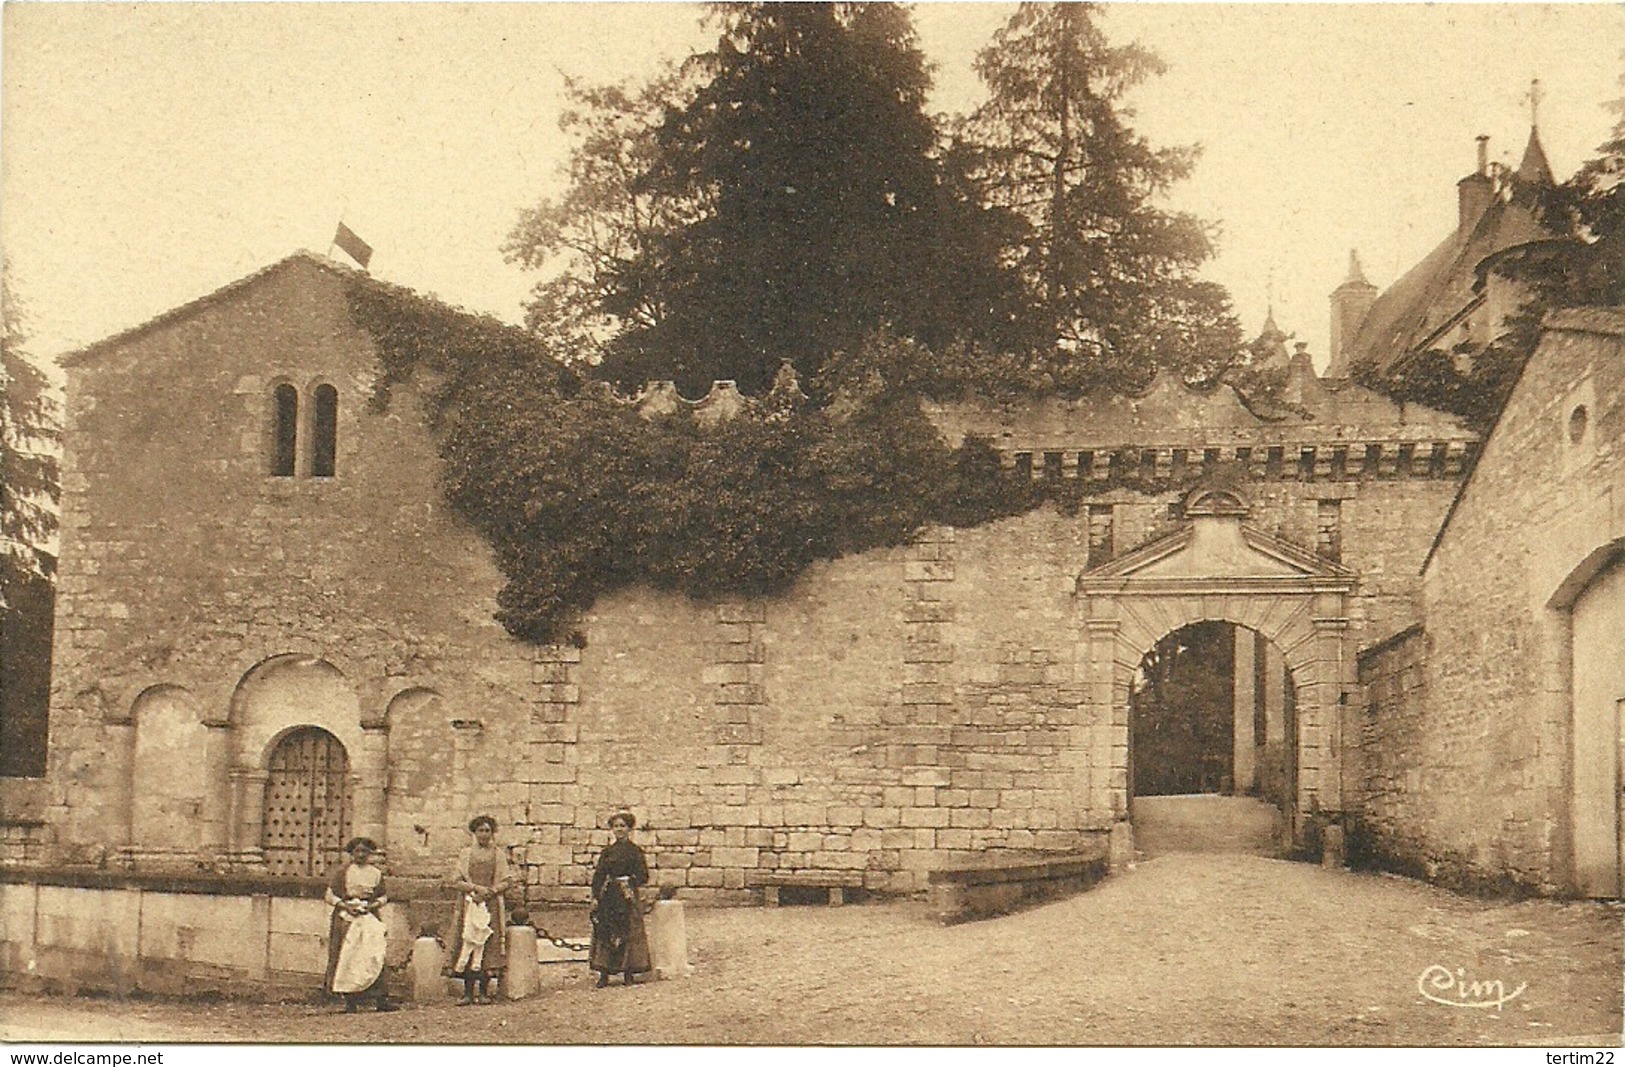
[355, 281, 1039, 641]
[357, 275, 1227, 642]
[1, 261, 57, 777]
[1, 261, 58, 604]
[960, 2, 1244, 392]
[510, 2, 1028, 397]
[1131, 622, 1236, 796]
[505, 72, 698, 368]
[411, 4, 1271, 641]
[0, 566, 51, 777]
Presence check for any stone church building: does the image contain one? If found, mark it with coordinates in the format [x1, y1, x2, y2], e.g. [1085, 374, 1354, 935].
[13, 127, 1623, 906]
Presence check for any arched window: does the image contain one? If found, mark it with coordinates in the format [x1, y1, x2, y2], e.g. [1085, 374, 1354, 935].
[311, 383, 338, 478]
[271, 384, 298, 477]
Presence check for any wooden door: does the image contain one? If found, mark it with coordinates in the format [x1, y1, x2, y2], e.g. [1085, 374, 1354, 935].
[262, 727, 352, 878]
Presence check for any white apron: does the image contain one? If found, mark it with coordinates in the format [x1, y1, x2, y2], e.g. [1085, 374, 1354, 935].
[455, 894, 493, 973]
[331, 911, 388, 994]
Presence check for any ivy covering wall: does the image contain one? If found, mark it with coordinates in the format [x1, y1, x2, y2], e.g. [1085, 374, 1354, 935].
[347, 279, 1210, 644]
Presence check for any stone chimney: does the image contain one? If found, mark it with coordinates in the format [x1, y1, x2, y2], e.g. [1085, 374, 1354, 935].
[1281, 342, 1319, 406]
[1457, 135, 1494, 231]
[1328, 250, 1377, 378]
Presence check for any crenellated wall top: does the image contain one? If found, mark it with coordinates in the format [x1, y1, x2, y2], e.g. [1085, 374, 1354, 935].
[924, 361, 1477, 457]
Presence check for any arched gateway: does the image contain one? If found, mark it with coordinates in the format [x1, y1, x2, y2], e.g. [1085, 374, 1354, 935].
[1076, 489, 1355, 849]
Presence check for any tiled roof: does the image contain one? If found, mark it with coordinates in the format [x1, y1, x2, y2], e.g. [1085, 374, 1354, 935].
[1347, 129, 1565, 376]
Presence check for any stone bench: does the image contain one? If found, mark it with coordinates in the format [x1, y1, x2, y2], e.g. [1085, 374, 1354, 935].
[927, 851, 1108, 924]
[745, 869, 863, 906]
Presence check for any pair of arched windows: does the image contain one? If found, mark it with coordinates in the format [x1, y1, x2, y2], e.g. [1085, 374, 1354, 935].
[271, 382, 338, 478]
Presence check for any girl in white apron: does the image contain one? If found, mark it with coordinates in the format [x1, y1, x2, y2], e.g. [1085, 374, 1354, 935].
[324, 837, 398, 1013]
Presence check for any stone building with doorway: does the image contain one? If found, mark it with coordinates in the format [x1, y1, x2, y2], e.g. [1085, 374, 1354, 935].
[18, 247, 1502, 904]
[1355, 307, 1625, 897]
[6, 126, 1618, 908]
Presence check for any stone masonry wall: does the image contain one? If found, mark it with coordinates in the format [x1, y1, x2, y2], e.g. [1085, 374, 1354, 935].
[1379, 311, 1625, 894]
[44, 253, 1477, 904]
[1351, 625, 1434, 877]
[47, 256, 543, 871]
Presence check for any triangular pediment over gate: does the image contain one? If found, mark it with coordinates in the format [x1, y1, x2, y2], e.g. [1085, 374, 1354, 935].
[1076, 516, 1354, 595]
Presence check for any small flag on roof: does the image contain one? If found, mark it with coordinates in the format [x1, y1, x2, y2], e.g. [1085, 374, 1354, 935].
[333, 221, 373, 269]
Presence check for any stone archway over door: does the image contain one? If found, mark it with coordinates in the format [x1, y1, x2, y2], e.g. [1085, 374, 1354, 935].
[227, 653, 373, 868]
[1077, 507, 1354, 845]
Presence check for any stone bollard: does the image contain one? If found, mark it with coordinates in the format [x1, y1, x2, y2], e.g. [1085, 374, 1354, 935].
[504, 925, 540, 999]
[645, 900, 692, 979]
[1321, 824, 1346, 869]
[1108, 821, 1135, 871]
[409, 935, 445, 1004]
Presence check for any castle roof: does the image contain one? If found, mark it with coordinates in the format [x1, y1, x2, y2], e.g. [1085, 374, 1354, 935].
[1250, 308, 1290, 370]
[1259, 308, 1284, 340]
[1344, 133, 1564, 377]
[1336, 250, 1376, 293]
[1516, 126, 1556, 189]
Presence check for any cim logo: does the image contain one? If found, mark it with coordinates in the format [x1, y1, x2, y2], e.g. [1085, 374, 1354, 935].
[1417, 964, 1528, 1012]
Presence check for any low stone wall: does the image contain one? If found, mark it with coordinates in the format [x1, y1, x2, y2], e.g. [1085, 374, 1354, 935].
[927, 843, 1109, 924]
[0, 868, 434, 998]
[0, 779, 50, 866]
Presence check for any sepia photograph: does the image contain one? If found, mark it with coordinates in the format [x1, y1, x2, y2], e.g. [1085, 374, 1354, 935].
[1, 0, 1622, 1052]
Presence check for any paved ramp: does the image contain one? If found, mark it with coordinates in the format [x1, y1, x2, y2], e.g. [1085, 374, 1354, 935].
[1131, 794, 1282, 856]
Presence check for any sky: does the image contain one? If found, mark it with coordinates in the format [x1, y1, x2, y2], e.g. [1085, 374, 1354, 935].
[3, 3, 1623, 379]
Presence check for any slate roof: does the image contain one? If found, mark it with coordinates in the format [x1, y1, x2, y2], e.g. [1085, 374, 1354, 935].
[1345, 128, 1565, 377]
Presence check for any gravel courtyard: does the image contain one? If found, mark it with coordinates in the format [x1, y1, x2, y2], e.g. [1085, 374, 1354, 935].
[3, 853, 1620, 1046]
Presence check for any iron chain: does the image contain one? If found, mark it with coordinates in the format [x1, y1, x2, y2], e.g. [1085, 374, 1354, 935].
[533, 926, 590, 953]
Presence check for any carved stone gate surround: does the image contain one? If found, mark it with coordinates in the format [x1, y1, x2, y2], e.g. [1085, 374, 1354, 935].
[1075, 490, 1356, 848]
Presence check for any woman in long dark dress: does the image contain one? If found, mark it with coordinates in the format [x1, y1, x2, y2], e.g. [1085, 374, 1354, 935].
[589, 811, 652, 988]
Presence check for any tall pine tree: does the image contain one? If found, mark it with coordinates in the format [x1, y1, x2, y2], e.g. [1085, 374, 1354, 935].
[1, 260, 58, 777]
[962, 2, 1243, 393]
[1, 259, 58, 602]
[513, 2, 1026, 397]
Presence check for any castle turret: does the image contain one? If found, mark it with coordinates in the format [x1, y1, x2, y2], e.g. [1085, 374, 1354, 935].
[1250, 308, 1290, 372]
[1515, 126, 1555, 189]
[1328, 250, 1377, 378]
[1507, 120, 1556, 213]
